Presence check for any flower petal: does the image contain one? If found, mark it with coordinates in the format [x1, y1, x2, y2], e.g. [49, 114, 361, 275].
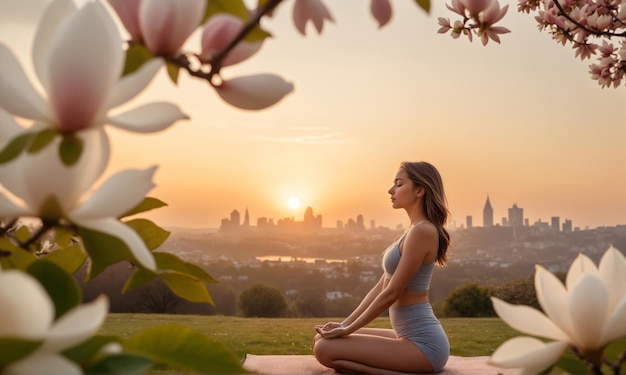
[32, 0, 77, 94]
[200, 14, 263, 66]
[0, 270, 53, 338]
[105, 58, 163, 111]
[598, 245, 626, 312]
[0, 108, 25, 147]
[488, 336, 568, 374]
[0, 43, 49, 121]
[568, 274, 608, 350]
[107, 0, 143, 41]
[565, 252, 599, 291]
[0, 191, 30, 218]
[139, 0, 206, 56]
[491, 297, 569, 341]
[4, 353, 81, 375]
[371, 0, 392, 28]
[43, 295, 108, 352]
[600, 297, 626, 345]
[293, 0, 334, 35]
[108, 102, 188, 133]
[535, 265, 576, 340]
[45, 1, 123, 132]
[215, 74, 294, 110]
[69, 166, 157, 220]
[71, 217, 156, 270]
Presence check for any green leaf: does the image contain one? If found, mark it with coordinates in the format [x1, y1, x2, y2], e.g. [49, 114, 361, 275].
[63, 335, 120, 364]
[14, 225, 30, 243]
[28, 128, 57, 154]
[0, 132, 34, 164]
[44, 244, 87, 274]
[59, 135, 83, 166]
[554, 356, 592, 374]
[86, 354, 153, 374]
[120, 197, 167, 218]
[125, 219, 170, 251]
[123, 44, 154, 76]
[0, 238, 36, 270]
[203, 0, 249, 23]
[27, 260, 81, 319]
[154, 252, 217, 284]
[165, 61, 180, 84]
[414, 0, 430, 13]
[160, 271, 214, 304]
[0, 338, 42, 366]
[124, 324, 243, 374]
[123, 266, 157, 292]
[79, 227, 137, 281]
[54, 227, 76, 248]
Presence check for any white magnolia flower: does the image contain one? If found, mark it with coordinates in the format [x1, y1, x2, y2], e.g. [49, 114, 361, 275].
[489, 245, 626, 374]
[0, 122, 157, 270]
[199, 13, 263, 67]
[0, 269, 109, 375]
[0, 0, 187, 135]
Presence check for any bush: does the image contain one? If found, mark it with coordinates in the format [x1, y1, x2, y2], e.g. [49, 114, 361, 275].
[443, 282, 495, 317]
[238, 283, 287, 317]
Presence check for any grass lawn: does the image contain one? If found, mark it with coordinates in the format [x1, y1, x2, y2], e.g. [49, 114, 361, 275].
[100, 314, 520, 359]
[101, 314, 625, 373]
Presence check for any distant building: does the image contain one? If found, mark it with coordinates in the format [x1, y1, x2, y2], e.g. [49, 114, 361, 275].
[551, 216, 560, 232]
[303, 206, 322, 230]
[244, 208, 250, 227]
[508, 204, 524, 227]
[563, 219, 573, 233]
[466, 215, 473, 229]
[220, 209, 241, 232]
[483, 196, 493, 227]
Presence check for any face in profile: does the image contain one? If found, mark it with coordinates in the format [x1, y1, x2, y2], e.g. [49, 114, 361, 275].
[388, 168, 418, 210]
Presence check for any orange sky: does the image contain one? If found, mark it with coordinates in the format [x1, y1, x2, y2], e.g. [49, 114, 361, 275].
[1, 1, 625, 230]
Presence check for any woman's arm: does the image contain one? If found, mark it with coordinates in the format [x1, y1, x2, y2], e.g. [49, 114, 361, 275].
[341, 274, 385, 326]
[320, 224, 438, 338]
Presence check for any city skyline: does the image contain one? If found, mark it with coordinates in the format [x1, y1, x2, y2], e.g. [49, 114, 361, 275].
[1, 1, 624, 232]
[211, 195, 622, 232]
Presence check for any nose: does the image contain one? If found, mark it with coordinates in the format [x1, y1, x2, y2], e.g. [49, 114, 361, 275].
[387, 186, 394, 195]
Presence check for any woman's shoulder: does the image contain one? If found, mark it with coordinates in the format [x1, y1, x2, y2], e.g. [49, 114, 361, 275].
[406, 221, 438, 243]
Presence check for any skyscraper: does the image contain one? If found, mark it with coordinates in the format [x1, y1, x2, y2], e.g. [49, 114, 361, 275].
[508, 204, 524, 227]
[483, 196, 493, 227]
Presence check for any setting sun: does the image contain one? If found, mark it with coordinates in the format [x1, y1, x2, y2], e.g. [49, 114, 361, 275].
[288, 197, 301, 210]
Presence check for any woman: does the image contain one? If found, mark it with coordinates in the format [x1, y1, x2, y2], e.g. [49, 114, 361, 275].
[313, 161, 451, 374]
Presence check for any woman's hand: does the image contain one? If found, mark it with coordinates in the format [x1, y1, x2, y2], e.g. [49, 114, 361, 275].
[314, 323, 349, 339]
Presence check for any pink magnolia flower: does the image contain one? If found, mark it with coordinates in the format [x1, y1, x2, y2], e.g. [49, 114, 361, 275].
[215, 74, 294, 110]
[478, 0, 510, 45]
[108, 0, 206, 56]
[446, 0, 467, 16]
[0, 0, 187, 135]
[459, 0, 494, 17]
[199, 13, 263, 67]
[371, 0, 392, 28]
[292, 0, 334, 35]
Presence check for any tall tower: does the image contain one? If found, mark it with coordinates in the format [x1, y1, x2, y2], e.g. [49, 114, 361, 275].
[508, 204, 524, 227]
[483, 196, 493, 228]
[244, 207, 250, 227]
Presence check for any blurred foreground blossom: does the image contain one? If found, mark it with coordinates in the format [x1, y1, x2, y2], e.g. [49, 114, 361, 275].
[0, 269, 108, 375]
[200, 13, 263, 67]
[108, 0, 206, 56]
[292, 0, 335, 35]
[216, 74, 295, 110]
[489, 245, 626, 374]
[0, 120, 157, 271]
[370, 0, 392, 28]
[0, 0, 187, 135]
[439, 0, 510, 45]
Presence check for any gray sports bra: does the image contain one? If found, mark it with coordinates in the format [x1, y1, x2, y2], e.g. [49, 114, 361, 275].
[382, 232, 435, 292]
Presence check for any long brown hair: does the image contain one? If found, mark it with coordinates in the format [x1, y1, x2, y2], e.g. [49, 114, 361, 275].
[400, 161, 451, 265]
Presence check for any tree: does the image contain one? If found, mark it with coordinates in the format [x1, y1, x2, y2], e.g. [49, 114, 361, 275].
[238, 283, 288, 318]
[443, 282, 495, 317]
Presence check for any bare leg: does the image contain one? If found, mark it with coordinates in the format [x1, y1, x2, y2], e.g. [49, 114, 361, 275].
[314, 333, 434, 374]
[313, 327, 396, 346]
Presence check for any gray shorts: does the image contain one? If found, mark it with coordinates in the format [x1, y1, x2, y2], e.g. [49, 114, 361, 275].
[389, 303, 450, 372]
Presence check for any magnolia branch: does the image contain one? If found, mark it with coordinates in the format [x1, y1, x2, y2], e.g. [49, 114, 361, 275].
[550, 0, 626, 38]
[168, 0, 285, 87]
